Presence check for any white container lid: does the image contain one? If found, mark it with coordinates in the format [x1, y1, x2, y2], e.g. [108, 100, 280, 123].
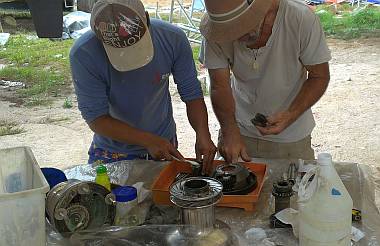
[317, 153, 332, 166]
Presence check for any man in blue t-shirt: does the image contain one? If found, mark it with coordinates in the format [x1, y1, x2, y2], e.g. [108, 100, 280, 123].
[70, 0, 216, 171]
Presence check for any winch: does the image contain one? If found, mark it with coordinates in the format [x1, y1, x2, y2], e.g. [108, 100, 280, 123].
[46, 180, 115, 233]
[212, 163, 257, 195]
[169, 177, 237, 245]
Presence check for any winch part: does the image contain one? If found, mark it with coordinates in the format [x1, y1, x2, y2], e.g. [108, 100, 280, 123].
[46, 180, 115, 234]
[352, 209, 362, 222]
[170, 177, 223, 235]
[270, 213, 292, 229]
[272, 179, 293, 213]
[170, 177, 223, 208]
[174, 172, 191, 182]
[287, 162, 297, 186]
[251, 113, 268, 127]
[212, 163, 258, 195]
[270, 179, 294, 229]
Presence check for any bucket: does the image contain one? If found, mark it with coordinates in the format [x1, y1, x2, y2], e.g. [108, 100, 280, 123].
[26, 0, 63, 38]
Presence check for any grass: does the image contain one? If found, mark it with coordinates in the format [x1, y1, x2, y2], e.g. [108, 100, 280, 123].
[316, 4, 380, 39]
[0, 9, 72, 19]
[0, 5, 378, 107]
[39, 116, 70, 124]
[192, 45, 201, 68]
[0, 34, 74, 105]
[63, 97, 73, 108]
[0, 120, 24, 136]
[0, 9, 31, 19]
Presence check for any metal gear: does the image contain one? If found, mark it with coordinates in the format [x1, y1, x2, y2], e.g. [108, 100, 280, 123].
[64, 203, 90, 232]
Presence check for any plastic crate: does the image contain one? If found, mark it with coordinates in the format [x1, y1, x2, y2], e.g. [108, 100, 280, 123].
[0, 146, 50, 246]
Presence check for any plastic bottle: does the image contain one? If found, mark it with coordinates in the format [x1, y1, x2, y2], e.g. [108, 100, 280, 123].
[298, 153, 353, 246]
[95, 165, 111, 191]
[112, 186, 144, 226]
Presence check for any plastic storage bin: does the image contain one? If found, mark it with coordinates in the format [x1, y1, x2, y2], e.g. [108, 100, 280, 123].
[0, 146, 50, 246]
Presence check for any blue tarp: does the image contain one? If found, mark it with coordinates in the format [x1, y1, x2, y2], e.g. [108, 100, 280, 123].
[367, 0, 380, 4]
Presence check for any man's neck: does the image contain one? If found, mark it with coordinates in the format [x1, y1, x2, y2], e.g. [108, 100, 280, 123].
[247, 0, 279, 49]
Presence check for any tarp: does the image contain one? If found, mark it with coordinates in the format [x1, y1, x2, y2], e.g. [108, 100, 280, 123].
[47, 159, 380, 245]
[62, 11, 91, 40]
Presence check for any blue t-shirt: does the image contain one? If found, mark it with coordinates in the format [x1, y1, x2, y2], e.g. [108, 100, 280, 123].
[70, 19, 203, 155]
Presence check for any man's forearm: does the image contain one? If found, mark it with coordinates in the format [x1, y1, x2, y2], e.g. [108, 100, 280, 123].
[88, 115, 152, 147]
[209, 69, 239, 133]
[211, 84, 239, 132]
[288, 63, 330, 119]
[186, 98, 211, 137]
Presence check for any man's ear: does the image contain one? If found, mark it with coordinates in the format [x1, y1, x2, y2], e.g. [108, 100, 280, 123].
[145, 11, 150, 27]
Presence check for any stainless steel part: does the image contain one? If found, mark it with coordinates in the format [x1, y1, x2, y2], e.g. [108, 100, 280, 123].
[287, 162, 297, 185]
[46, 180, 115, 233]
[180, 205, 215, 234]
[170, 177, 223, 235]
[170, 177, 223, 206]
[170, 155, 202, 176]
[174, 172, 191, 182]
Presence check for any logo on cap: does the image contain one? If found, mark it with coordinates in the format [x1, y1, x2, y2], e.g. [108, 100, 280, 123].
[94, 4, 146, 48]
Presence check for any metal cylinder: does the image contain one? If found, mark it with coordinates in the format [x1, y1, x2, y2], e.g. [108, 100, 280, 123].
[272, 179, 293, 213]
[46, 180, 115, 233]
[287, 163, 297, 185]
[180, 206, 215, 234]
[170, 177, 223, 235]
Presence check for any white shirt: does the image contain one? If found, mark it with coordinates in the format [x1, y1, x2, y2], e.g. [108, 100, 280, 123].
[203, 0, 332, 143]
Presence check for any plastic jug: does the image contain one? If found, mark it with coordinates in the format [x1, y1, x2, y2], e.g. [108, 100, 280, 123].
[298, 153, 353, 246]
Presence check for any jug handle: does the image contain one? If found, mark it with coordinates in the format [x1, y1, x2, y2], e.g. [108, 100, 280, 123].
[298, 166, 319, 202]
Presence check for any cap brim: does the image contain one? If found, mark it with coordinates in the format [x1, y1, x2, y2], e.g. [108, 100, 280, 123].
[200, 0, 272, 42]
[103, 26, 154, 72]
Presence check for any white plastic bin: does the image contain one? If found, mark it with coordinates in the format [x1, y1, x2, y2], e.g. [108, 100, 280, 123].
[0, 146, 50, 246]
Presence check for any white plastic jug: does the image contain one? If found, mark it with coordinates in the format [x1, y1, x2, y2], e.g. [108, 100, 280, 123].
[298, 153, 353, 246]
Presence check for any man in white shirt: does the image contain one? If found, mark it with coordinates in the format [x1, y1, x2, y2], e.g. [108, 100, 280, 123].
[200, 0, 331, 164]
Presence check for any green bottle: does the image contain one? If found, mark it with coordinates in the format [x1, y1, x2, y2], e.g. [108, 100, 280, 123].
[95, 165, 111, 191]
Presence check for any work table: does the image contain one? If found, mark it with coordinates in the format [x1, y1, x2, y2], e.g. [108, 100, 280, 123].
[47, 158, 380, 245]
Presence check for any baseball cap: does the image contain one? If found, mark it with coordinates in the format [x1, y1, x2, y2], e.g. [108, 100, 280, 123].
[90, 0, 154, 72]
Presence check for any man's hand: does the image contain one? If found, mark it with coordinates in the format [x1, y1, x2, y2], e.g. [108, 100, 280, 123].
[144, 134, 184, 161]
[256, 63, 330, 136]
[219, 126, 251, 164]
[195, 134, 217, 174]
[255, 110, 296, 135]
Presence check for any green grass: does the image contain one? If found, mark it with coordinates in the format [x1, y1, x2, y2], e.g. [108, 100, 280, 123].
[0, 34, 74, 105]
[0, 120, 24, 136]
[191, 44, 209, 95]
[0, 6, 378, 107]
[63, 97, 73, 108]
[192, 45, 201, 68]
[316, 4, 380, 39]
[0, 9, 31, 19]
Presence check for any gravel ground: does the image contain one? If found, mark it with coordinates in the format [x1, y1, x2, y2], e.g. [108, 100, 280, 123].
[0, 38, 379, 170]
